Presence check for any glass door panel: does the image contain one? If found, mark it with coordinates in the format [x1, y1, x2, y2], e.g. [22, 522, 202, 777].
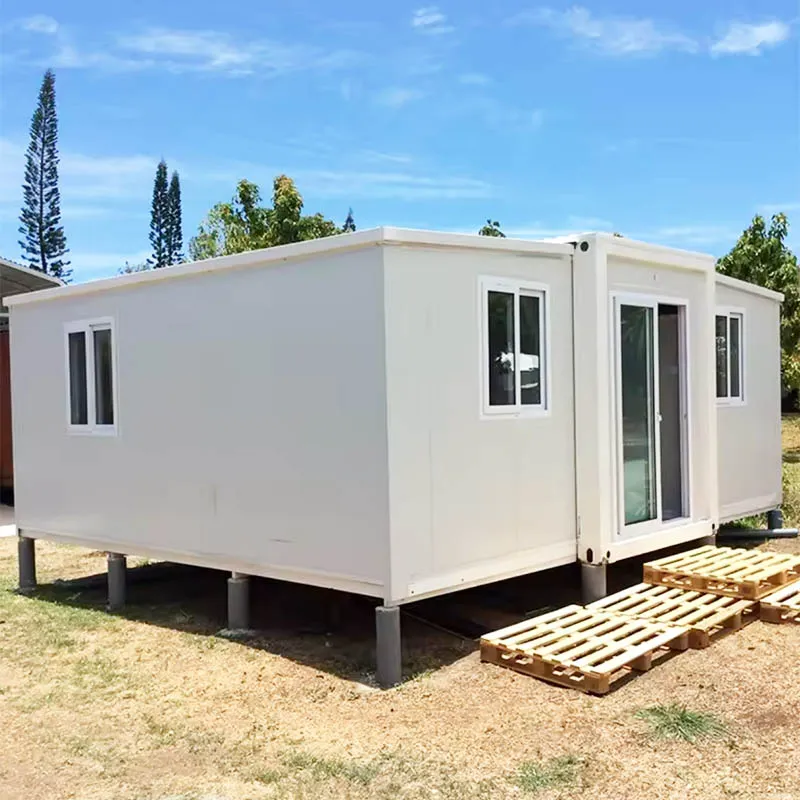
[619, 304, 658, 525]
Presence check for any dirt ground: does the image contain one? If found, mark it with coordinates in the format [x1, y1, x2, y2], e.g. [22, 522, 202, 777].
[0, 418, 798, 800]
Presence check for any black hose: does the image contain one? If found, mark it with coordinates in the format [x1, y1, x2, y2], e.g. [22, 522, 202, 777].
[717, 528, 799, 540]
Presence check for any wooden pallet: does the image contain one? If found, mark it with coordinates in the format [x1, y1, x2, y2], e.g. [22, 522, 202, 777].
[480, 605, 688, 695]
[643, 545, 800, 600]
[587, 583, 755, 648]
[760, 583, 800, 624]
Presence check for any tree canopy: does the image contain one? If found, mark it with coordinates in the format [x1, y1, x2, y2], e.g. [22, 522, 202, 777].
[189, 176, 342, 260]
[478, 219, 505, 237]
[18, 69, 70, 280]
[717, 213, 800, 391]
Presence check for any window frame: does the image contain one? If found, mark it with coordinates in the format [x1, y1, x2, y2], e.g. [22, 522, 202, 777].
[64, 317, 119, 435]
[479, 276, 551, 419]
[714, 307, 745, 406]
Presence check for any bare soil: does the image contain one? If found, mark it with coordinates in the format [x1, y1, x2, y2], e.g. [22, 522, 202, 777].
[0, 423, 799, 800]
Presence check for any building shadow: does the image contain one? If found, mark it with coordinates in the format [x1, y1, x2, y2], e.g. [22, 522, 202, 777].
[24, 538, 708, 686]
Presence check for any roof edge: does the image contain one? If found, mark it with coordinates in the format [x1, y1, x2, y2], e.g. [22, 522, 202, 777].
[715, 271, 784, 302]
[0, 257, 64, 287]
[4, 227, 572, 308]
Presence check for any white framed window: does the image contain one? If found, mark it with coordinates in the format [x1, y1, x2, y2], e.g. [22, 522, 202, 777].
[65, 317, 118, 434]
[715, 309, 744, 404]
[480, 276, 550, 417]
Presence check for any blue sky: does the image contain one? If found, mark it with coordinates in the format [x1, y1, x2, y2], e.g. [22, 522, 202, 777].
[0, 1, 798, 282]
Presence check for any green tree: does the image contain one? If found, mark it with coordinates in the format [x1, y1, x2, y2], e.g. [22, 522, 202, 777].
[343, 208, 356, 232]
[18, 69, 70, 281]
[189, 175, 341, 260]
[479, 219, 505, 237]
[149, 160, 169, 268]
[717, 213, 800, 392]
[119, 261, 151, 274]
[166, 171, 183, 265]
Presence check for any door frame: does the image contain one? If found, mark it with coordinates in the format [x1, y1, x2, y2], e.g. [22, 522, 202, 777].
[610, 292, 692, 539]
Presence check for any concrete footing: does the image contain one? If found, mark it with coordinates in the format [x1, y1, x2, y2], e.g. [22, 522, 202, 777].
[107, 553, 127, 610]
[375, 605, 402, 689]
[227, 572, 250, 630]
[697, 534, 717, 547]
[580, 562, 607, 604]
[17, 536, 36, 593]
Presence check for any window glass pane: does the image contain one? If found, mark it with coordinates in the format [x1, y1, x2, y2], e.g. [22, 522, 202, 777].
[93, 328, 114, 425]
[715, 315, 728, 398]
[730, 315, 741, 399]
[487, 290, 515, 406]
[519, 294, 542, 406]
[68, 332, 88, 425]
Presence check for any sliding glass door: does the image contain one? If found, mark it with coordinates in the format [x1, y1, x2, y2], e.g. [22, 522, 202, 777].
[614, 296, 689, 537]
[617, 302, 660, 528]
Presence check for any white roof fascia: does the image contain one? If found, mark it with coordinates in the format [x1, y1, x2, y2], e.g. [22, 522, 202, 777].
[715, 272, 784, 303]
[4, 227, 573, 308]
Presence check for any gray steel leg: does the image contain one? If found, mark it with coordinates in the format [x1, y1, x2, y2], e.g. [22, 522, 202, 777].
[17, 536, 36, 594]
[767, 509, 784, 530]
[580, 562, 607, 604]
[107, 553, 127, 611]
[375, 605, 402, 688]
[227, 573, 250, 630]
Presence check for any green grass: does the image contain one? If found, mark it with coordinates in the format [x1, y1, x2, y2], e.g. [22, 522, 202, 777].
[280, 749, 380, 786]
[515, 755, 583, 794]
[635, 704, 727, 743]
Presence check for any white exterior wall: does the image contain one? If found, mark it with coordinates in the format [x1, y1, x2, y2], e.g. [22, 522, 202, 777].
[9, 247, 390, 596]
[715, 279, 782, 521]
[573, 236, 717, 565]
[383, 243, 577, 603]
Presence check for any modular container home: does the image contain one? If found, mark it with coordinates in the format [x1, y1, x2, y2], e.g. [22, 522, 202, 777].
[5, 229, 783, 685]
[0, 257, 62, 504]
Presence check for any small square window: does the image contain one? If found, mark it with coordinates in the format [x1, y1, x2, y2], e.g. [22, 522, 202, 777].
[482, 277, 548, 416]
[715, 310, 744, 403]
[65, 319, 117, 433]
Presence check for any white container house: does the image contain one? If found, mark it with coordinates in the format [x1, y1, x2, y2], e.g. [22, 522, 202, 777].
[5, 229, 783, 685]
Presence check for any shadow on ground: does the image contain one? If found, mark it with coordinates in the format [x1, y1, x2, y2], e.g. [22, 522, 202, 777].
[23, 539, 707, 685]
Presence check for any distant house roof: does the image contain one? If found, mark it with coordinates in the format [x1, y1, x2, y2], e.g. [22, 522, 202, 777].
[0, 257, 64, 314]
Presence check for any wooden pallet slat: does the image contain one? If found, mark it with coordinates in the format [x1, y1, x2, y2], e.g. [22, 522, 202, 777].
[643, 546, 800, 600]
[760, 583, 800, 624]
[480, 605, 688, 694]
[587, 582, 755, 648]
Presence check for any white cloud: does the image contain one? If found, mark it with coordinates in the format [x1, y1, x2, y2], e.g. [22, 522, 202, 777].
[117, 28, 362, 76]
[511, 7, 698, 56]
[19, 15, 59, 35]
[295, 170, 493, 200]
[711, 21, 791, 56]
[375, 87, 425, 108]
[0, 138, 160, 205]
[636, 225, 740, 247]
[459, 72, 491, 86]
[411, 7, 454, 35]
[205, 161, 493, 201]
[7, 20, 363, 77]
[359, 150, 415, 165]
[759, 202, 800, 215]
[453, 97, 544, 132]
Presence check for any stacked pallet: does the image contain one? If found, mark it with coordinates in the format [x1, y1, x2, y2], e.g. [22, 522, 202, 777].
[480, 545, 800, 694]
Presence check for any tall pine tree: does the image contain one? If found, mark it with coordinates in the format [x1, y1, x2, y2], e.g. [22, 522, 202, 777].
[18, 69, 70, 281]
[148, 160, 169, 268]
[342, 208, 356, 232]
[166, 171, 183, 265]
